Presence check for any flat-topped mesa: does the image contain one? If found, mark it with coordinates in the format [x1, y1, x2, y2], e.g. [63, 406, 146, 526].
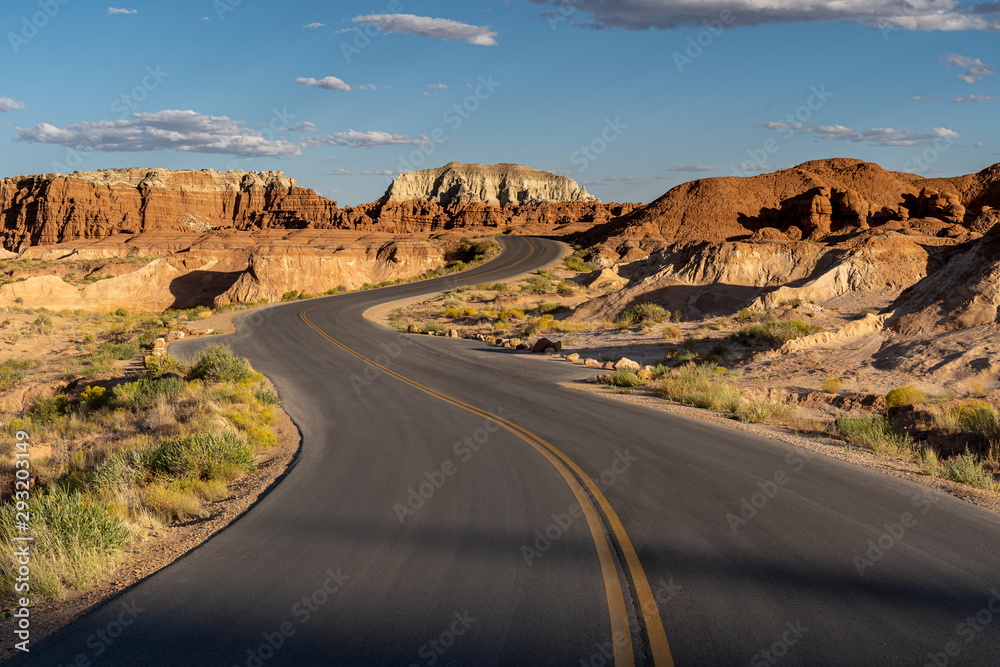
[383, 162, 598, 205]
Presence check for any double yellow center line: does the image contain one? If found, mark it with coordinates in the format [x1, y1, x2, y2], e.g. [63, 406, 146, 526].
[298, 239, 674, 666]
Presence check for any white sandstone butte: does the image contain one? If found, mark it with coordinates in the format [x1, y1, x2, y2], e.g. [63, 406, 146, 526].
[382, 162, 598, 206]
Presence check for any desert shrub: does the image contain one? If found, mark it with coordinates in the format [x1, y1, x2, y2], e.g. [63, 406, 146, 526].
[421, 323, 448, 334]
[598, 369, 646, 388]
[498, 308, 525, 322]
[682, 337, 697, 351]
[80, 385, 109, 410]
[113, 376, 186, 411]
[942, 449, 995, 490]
[280, 291, 301, 302]
[557, 282, 575, 297]
[521, 276, 552, 295]
[538, 303, 570, 315]
[885, 386, 927, 409]
[31, 395, 70, 424]
[564, 254, 599, 272]
[657, 364, 742, 411]
[100, 341, 140, 361]
[0, 365, 26, 392]
[146, 431, 255, 481]
[737, 307, 754, 320]
[822, 378, 843, 395]
[253, 385, 281, 405]
[661, 326, 681, 340]
[736, 399, 794, 424]
[619, 303, 667, 325]
[474, 282, 510, 292]
[323, 286, 348, 296]
[918, 447, 940, 477]
[732, 319, 822, 346]
[189, 344, 254, 383]
[146, 354, 186, 378]
[0, 487, 129, 599]
[141, 483, 204, 522]
[836, 415, 914, 458]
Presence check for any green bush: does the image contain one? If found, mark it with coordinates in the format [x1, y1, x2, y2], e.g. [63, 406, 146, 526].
[822, 378, 843, 395]
[598, 369, 646, 388]
[80, 385, 109, 410]
[31, 395, 70, 424]
[146, 354, 186, 378]
[112, 376, 186, 411]
[732, 319, 822, 346]
[736, 399, 794, 424]
[564, 255, 599, 272]
[146, 431, 255, 481]
[619, 303, 667, 325]
[474, 282, 510, 292]
[657, 364, 742, 411]
[885, 386, 927, 409]
[942, 449, 995, 490]
[0, 367, 26, 392]
[836, 415, 914, 458]
[556, 282, 575, 297]
[521, 276, 552, 295]
[189, 344, 254, 383]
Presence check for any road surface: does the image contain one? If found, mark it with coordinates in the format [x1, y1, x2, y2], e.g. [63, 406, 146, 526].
[11, 236, 1000, 666]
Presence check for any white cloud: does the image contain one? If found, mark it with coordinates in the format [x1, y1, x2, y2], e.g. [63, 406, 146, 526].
[910, 95, 939, 101]
[296, 76, 351, 92]
[528, 0, 1000, 31]
[940, 53, 997, 83]
[200, 16, 210, 21]
[321, 130, 432, 149]
[303, 22, 325, 29]
[282, 122, 316, 132]
[352, 14, 498, 45]
[421, 92, 436, 97]
[665, 165, 717, 172]
[357, 84, 376, 91]
[427, 83, 448, 89]
[14, 110, 301, 157]
[953, 93, 1000, 103]
[107, 7, 137, 15]
[758, 121, 959, 146]
[737, 163, 772, 172]
[0, 97, 26, 112]
[971, 141, 998, 148]
[328, 168, 396, 176]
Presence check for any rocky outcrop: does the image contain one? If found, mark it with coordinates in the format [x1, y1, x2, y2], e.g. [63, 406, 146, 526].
[890, 223, 1000, 334]
[585, 158, 1000, 244]
[383, 162, 596, 205]
[0, 230, 445, 311]
[1, 167, 634, 250]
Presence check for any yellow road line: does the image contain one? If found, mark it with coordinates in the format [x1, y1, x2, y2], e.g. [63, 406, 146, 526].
[297, 240, 676, 665]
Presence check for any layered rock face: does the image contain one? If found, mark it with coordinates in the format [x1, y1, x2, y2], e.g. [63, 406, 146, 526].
[587, 158, 999, 244]
[0, 230, 445, 311]
[383, 162, 596, 205]
[1, 166, 630, 250]
[0, 168, 343, 250]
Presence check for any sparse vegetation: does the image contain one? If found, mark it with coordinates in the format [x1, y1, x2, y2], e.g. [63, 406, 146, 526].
[657, 364, 741, 412]
[822, 378, 843, 395]
[732, 319, 822, 347]
[618, 303, 667, 325]
[835, 415, 915, 459]
[885, 386, 927, 409]
[941, 449, 995, 490]
[598, 369, 646, 388]
[736, 398, 794, 424]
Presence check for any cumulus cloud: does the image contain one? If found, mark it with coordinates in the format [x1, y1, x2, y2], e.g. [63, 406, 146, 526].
[321, 130, 432, 149]
[910, 95, 939, 101]
[665, 165, 717, 172]
[13, 110, 301, 157]
[303, 22, 325, 29]
[352, 14, 498, 45]
[758, 121, 959, 146]
[528, 0, 1000, 31]
[107, 7, 137, 15]
[427, 83, 448, 89]
[0, 97, 25, 112]
[953, 93, 1000, 103]
[296, 76, 351, 92]
[328, 168, 396, 176]
[940, 53, 997, 83]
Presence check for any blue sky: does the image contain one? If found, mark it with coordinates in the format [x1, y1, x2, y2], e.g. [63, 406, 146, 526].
[1, 1, 998, 205]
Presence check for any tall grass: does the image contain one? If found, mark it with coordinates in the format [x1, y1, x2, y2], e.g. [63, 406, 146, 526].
[836, 416, 915, 458]
[657, 363, 742, 411]
[732, 319, 822, 346]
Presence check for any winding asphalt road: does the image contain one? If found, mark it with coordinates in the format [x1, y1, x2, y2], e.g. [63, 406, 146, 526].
[10, 237, 1000, 666]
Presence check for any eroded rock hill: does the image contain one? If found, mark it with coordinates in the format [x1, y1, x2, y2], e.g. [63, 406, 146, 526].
[0, 167, 630, 250]
[382, 162, 596, 205]
[586, 158, 999, 244]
